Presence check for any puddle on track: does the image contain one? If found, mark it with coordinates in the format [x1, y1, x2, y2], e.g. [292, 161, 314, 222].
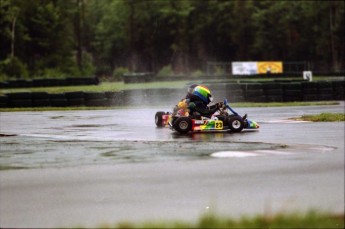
[0, 107, 341, 170]
[0, 135, 274, 168]
[0, 134, 336, 170]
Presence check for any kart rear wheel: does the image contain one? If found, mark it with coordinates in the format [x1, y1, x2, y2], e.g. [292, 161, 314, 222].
[228, 116, 244, 132]
[171, 116, 178, 126]
[173, 117, 192, 133]
[155, 111, 166, 127]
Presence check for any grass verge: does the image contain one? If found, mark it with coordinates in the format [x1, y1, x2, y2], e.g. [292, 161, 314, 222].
[292, 113, 345, 122]
[0, 81, 191, 94]
[92, 211, 344, 228]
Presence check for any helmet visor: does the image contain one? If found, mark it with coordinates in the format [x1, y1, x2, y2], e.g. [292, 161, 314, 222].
[188, 84, 198, 94]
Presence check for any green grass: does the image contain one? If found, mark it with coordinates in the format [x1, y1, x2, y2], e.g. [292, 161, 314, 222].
[91, 211, 344, 228]
[293, 113, 345, 122]
[0, 81, 191, 94]
[0, 165, 28, 171]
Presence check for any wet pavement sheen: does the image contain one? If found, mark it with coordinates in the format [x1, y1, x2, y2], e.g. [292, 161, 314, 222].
[0, 103, 344, 227]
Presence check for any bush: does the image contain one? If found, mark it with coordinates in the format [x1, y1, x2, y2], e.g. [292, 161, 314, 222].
[51, 51, 95, 78]
[33, 68, 66, 79]
[0, 72, 9, 81]
[191, 69, 205, 78]
[0, 56, 29, 79]
[112, 67, 129, 81]
[80, 51, 96, 76]
[95, 65, 112, 78]
[214, 65, 225, 75]
[157, 65, 173, 77]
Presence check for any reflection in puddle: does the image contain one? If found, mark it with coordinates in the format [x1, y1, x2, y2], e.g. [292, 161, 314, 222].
[211, 145, 336, 158]
[3, 134, 335, 170]
[0, 136, 287, 169]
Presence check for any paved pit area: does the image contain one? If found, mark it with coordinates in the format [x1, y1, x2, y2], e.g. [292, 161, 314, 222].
[0, 103, 344, 227]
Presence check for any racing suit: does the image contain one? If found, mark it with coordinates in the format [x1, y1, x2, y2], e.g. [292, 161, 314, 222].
[188, 100, 219, 119]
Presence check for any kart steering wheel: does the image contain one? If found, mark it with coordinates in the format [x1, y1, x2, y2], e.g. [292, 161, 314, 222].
[223, 98, 239, 116]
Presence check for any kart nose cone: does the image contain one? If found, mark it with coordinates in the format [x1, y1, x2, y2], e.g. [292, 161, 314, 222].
[248, 120, 260, 129]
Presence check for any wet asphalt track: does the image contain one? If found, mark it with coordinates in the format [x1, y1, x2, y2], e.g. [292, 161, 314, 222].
[0, 103, 344, 227]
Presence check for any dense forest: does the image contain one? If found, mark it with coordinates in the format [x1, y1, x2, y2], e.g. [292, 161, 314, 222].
[0, 0, 344, 79]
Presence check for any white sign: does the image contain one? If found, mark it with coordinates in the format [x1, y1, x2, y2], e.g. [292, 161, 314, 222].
[232, 62, 257, 75]
[303, 71, 313, 81]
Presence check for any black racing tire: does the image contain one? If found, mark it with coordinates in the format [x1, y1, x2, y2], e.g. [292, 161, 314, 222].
[50, 99, 68, 107]
[171, 116, 179, 127]
[228, 116, 244, 132]
[264, 89, 283, 96]
[85, 98, 108, 107]
[7, 92, 32, 100]
[9, 99, 32, 108]
[155, 111, 166, 127]
[84, 92, 106, 100]
[31, 92, 50, 100]
[173, 117, 192, 134]
[68, 98, 85, 106]
[32, 99, 51, 107]
[65, 91, 84, 99]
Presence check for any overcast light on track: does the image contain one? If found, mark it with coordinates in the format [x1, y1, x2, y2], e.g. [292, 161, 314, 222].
[0, 103, 344, 228]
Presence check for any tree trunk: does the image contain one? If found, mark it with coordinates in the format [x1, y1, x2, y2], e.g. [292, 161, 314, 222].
[11, 16, 16, 58]
[75, 0, 83, 71]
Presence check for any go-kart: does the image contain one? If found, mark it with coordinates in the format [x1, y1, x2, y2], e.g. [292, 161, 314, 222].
[155, 99, 259, 134]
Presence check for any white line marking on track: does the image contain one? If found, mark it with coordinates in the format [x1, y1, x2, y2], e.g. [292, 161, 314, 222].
[211, 151, 259, 158]
[210, 150, 294, 158]
[210, 144, 336, 158]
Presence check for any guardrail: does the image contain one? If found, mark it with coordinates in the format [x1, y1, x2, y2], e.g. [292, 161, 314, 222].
[209, 80, 344, 103]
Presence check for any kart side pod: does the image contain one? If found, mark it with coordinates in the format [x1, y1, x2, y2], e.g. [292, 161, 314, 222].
[171, 115, 249, 134]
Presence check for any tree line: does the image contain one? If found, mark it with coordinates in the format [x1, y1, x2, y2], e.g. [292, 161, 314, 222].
[0, 0, 344, 79]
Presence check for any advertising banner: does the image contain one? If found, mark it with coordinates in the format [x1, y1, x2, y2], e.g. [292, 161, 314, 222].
[231, 62, 257, 75]
[257, 61, 283, 74]
[232, 61, 283, 75]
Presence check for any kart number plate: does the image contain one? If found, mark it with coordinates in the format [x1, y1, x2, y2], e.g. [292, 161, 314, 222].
[215, 121, 223, 129]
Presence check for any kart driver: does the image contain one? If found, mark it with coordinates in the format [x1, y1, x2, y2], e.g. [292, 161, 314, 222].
[173, 84, 199, 115]
[185, 84, 198, 100]
[188, 85, 223, 119]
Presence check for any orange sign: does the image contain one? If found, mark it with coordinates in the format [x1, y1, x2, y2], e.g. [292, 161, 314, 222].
[257, 62, 283, 74]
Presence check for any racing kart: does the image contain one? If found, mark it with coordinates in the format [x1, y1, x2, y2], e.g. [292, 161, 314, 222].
[155, 99, 259, 134]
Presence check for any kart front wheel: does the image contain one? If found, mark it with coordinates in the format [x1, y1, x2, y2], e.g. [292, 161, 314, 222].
[173, 117, 192, 133]
[155, 111, 166, 127]
[228, 116, 244, 132]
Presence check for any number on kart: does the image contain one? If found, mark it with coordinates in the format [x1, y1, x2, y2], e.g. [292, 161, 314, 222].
[215, 121, 223, 129]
